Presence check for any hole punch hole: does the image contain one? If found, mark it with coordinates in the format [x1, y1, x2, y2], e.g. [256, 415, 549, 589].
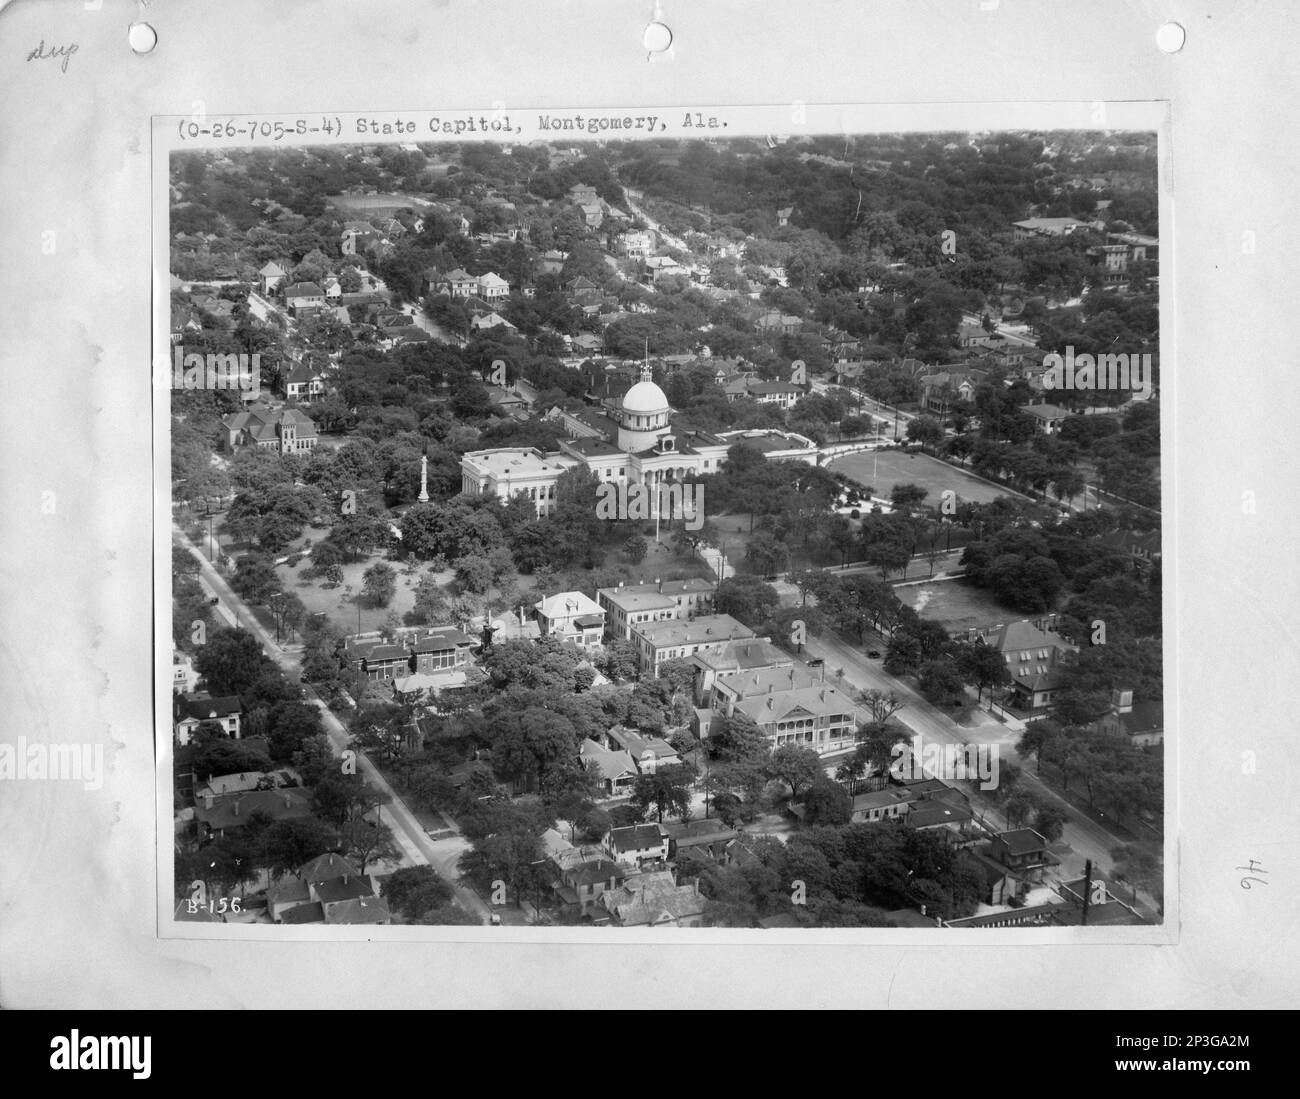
[129, 22, 157, 54]
[644, 21, 673, 57]
[1155, 22, 1185, 54]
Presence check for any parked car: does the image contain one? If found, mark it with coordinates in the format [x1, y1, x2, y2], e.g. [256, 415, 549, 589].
[867, 649, 882, 659]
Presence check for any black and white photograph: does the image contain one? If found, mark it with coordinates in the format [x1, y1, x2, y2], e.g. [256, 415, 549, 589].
[3, 0, 1296, 1030]
[162, 123, 1166, 934]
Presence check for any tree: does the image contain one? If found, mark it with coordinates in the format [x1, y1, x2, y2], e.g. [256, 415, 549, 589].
[767, 744, 823, 801]
[453, 554, 493, 594]
[802, 776, 852, 825]
[918, 657, 967, 709]
[631, 763, 696, 824]
[954, 640, 1012, 704]
[381, 865, 454, 922]
[345, 815, 401, 874]
[1033, 804, 1067, 843]
[854, 720, 910, 776]
[906, 415, 944, 453]
[889, 482, 929, 512]
[595, 638, 639, 682]
[857, 688, 906, 725]
[361, 561, 397, 608]
[623, 534, 649, 563]
[265, 700, 323, 761]
[257, 817, 340, 878]
[194, 628, 272, 697]
[407, 572, 449, 625]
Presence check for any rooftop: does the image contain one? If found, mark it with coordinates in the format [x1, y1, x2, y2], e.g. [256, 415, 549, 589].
[633, 614, 754, 649]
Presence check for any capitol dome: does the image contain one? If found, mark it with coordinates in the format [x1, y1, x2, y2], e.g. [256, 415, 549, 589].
[621, 379, 670, 416]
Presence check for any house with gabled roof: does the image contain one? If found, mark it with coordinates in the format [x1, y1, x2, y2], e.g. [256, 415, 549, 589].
[284, 360, 328, 401]
[174, 693, 242, 746]
[534, 591, 605, 651]
[220, 406, 318, 455]
[580, 738, 638, 796]
[604, 823, 669, 869]
[194, 787, 313, 842]
[966, 619, 1077, 711]
[599, 869, 704, 927]
[283, 281, 326, 314]
[258, 260, 288, 294]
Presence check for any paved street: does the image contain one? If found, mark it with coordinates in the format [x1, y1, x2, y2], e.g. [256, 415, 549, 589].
[173, 524, 490, 922]
[773, 580, 1158, 909]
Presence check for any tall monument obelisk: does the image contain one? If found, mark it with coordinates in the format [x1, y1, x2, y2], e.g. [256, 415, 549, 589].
[418, 453, 430, 503]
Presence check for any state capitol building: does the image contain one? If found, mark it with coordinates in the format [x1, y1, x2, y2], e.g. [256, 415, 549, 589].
[460, 364, 817, 515]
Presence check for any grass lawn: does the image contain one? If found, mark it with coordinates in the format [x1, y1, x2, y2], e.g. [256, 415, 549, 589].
[898, 578, 1027, 634]
[828, 449, 1016, 508]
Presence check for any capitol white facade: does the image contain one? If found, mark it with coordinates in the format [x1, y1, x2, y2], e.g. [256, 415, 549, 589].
[460, 364, 816, 516]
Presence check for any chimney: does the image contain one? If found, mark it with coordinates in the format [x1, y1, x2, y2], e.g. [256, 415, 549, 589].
[518, 604, 525, 626]
[203, 792, 214, 810]
[656, 578, 662, 591]
[767, 697, 774, 709]
[284, 796, 291, 808]
[233, 799, 240, 816]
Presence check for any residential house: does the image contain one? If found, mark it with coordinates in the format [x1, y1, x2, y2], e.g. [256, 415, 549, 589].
[172, 650, 198, 695]
[597, 578, 716, 641]
[578, 202, 604, 228]
[475, 271, 510, 300]
[665, 819, 738, 864]
[630, 614, 756, 677]
[258, 261, 288, 294]
[437, 268, 480, 298]
[174, 693, 242, 746]
[347, 627, 477, 682]
[964, 619, 1076, 711]
[220, 406, 318, 455]
[551, 855, 629, 919]
[728, 679, 858, 754]
[194, 786, 313, 842]
[601, 726, 680, 774]
[957, 322, 997, 349]
[1021, 400, 1072, 435]
[1011, 217, 1090, 240]
[776, 206, 794, 227]
[753, 311, 802, 339]
[471, 311, 517, 334]
[580, 738, 639, 796]
[645, 255, 685, 283]
[283, 281, 327, 314]
[194, 771, 274, 802]
[605, 823, 669, 869]
[566, 275, 603, 304]
[284, 361, 328, 401]
[618, 229, 655, 259]
[1094, 691, 1163, 747]
[534, 591, 606, 651]
[850, 787, 915, 824]
[599, 870, 705, 927]
[919, 369, 985, 416]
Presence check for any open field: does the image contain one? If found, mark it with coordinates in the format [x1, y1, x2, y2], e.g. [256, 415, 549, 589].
[828, 449, 1016, 508]
[898, 578, 1026, 635]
